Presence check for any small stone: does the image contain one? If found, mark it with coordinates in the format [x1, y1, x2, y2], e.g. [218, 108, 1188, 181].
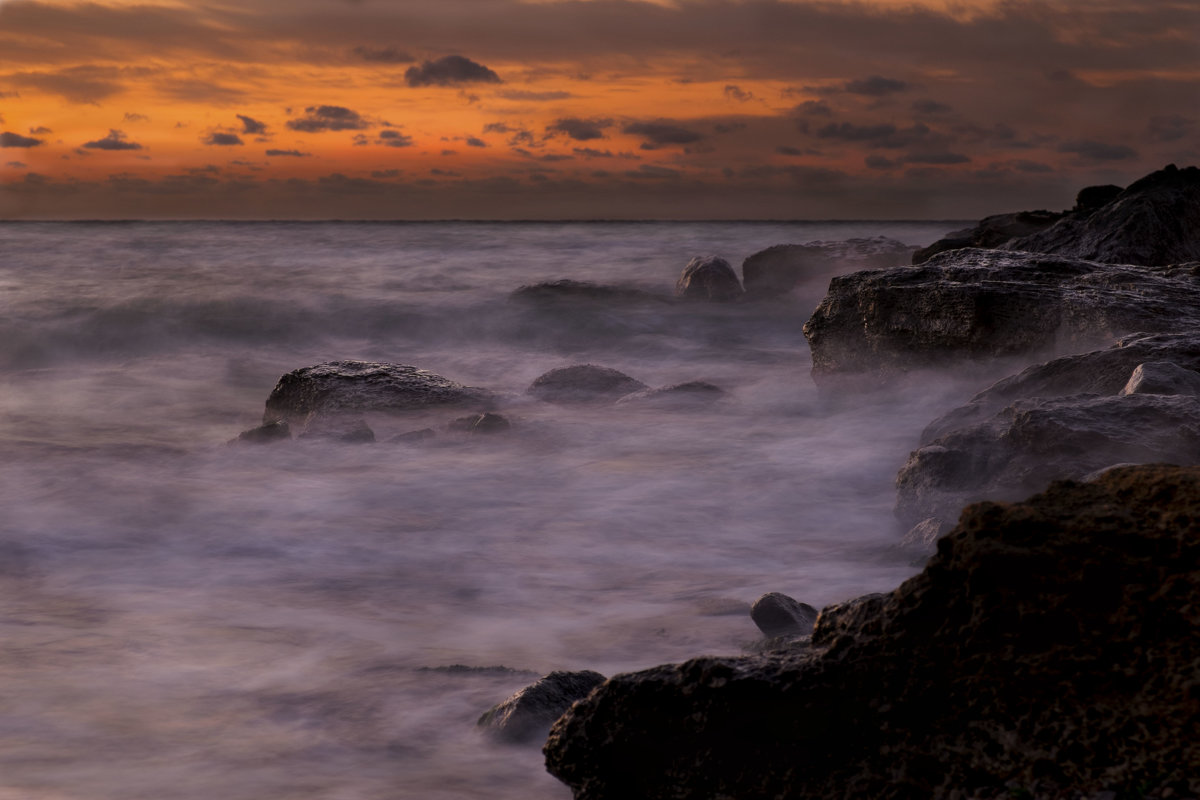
[478, 670, 606, 745]
[234, 420, 291, 444]
[750, 592, 818, 638]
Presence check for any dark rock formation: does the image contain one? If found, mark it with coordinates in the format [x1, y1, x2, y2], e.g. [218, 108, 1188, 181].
[742, 237, 916, 298]
[234, 420, 291, 444]
[510, 279, 667, 305]
[263, 361, 493, 427]
[614, 381, 724, 409]
[802, 249, 1200, 383]
[448, 412, 511, 434]
[1004, 164, 1200, 265]
[912, 209, 1063, 264]
[749, 592, 817, 638]
[1120, 360, 1200, 397]
[297, 414, 376, 443]
[675, 256, 743, 302]
[546, 465, 1200, 799]
[528, 365, 647, 405]
[478, 670, 606, 745]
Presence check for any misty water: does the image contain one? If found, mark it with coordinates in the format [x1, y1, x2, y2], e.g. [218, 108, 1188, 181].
[1, 220, 979, 799]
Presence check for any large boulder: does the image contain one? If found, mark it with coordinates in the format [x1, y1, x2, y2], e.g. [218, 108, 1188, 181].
[675, 256, 743, 302]
[262, 361, 494, 427]
[802, 248, 1200, 383]
[912, 209, 1063, 264]
[527, 365, 647, 405]
[545, 465, 1200, 799]
[742, 237, 916, 298]
[478, 670, 606, 745]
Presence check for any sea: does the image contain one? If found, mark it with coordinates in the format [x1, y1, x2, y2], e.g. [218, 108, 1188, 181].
[0, 220, 980, 799]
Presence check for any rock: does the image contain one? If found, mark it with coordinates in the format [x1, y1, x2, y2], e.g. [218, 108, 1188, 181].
[913, 209, 1063, 264]
[510, 279, 667, 305]
[1119, 361, 1200, 397]
[802, 248, 1200, 383]
[448, 412, 511, 434]
[614, 381, 724, 409]
[527, 365, 647, 405]
[1003, 164, 1200, 265]
[389, 427, 436, 444]
[262, 361, 494, 427]
[900, 517, 951, 550]
[478, 670, 606, 745]
[742, 237, 916, 298]
[675, 256, 743, 302]
[749, 592, 817, 638]
[545, 465, 1200, 799]
[233, 420, 291, 444]
[1074, 183, 1123, 213]
[297, 413, 375, 443]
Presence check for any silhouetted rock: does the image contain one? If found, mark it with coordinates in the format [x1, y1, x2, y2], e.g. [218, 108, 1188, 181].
[448, 412, 511, 434]
[510, 279, 667, 305]
[742, 237, 915, 298]
[528, 365, 647, 405]
[478, 670, 606, 745]
[234, 420, 291, 444]
[675, 256, 743, 301]
[614, 381, 724, 409]
[802, 249, 1200, 383]
[263, 361, 494, 427]
[749, 592, 817, 638]
[912, 209, 1063, 264]
[1073, 183, 1123, 213]
[546, 465, 1200, 799]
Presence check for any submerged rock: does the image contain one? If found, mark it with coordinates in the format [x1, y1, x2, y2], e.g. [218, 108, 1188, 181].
[297, 413, 375, 443]
[546, 465, 1200, 799]
[749, 592, 817, 638]
[742, 237, 916, 298]
[263, 361, 494, 427]
[233, 420, 291, 444]
[675, 256, 743, 302]
[510, 279, 667, 305]
[448, 412, 511, 434]
[528, 365, 647, 405]
[614, 381, 724, 409]
[478, 670, 606, 745]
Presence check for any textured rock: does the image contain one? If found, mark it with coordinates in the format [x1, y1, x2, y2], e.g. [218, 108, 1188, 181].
[527, 365, 647, 405]
[749, 592, 817, 638]
[263, 361, 493, 427]
[614, 381, 724, 409]
[1119, 360, 1200, 397]
[297, 413, 376, 443]
[802, 248, 1200, 383]
[742, 237, 916, 298]
[675, 256, 743, 302]
[546, 466, 1200, 799]
[913, 209, 1063, 264]
[234, 420, 291, 444]
[478, 670, 606, 745]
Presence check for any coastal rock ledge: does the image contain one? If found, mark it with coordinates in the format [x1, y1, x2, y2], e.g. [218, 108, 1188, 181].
[545, 465, 1200, 800]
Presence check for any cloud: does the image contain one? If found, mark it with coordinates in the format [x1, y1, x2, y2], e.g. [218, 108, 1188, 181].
[237, 114, 267, 134]
[546, 117, 612, 141]
[495, 89, 572, 101]
[378, 129, 414, 147]
[777, 146, 817, 156]
[865, 154, 897, 170]
[1, 131, 43, 148]
[265, 149, 310, 157]
[815, 121, 935, 148]
[622, 121, 704, 148]
[6, 66, 126, 103]
[724, 84, 754, 102]
[624, 164, 680, 180]
[371, 169, 402, 178]
[122, 112, 149, 123]
[28, 125, 52, 135]
[465, 136, 487, 148]
[1057, 139, 1137, 161]
[352, 46, 414, 63]
[904, 151, 970, 165]
[82, 129, 143, 150]
[203, 132, 244, 146]
[6, 161, 27, 168]
[842, 75, 908, 96]
[404, 55, 501, 87]
[1147, 115, 1195, 143]
[794, 100, 833, 116]
[156, 78, 244, 105]
[912, 99, 952, 114]
[287, 106, 369, 132]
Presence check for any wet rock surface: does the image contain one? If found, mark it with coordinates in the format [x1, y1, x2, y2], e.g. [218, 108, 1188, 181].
[545, 465, 1200, 799]
[675, 256, 743, 302]
[263, 361, 494, 427]
[527, 365, 647, 405]
[749, 592, 817, 638]
[478, 670, 606, 745]
[614, 381, 724, 409]
[742, 237, 916, 298]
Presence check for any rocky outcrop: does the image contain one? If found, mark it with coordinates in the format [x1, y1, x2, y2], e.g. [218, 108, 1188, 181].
[478, 670, 606, 745]
[262, 361, 493, 427]
[912, 210, 1062, 264]
[527, 365, 647, 405]
[742, 237, 916, 298]
[896, 332, 1200, 528]
[802, 249, 1200, 383]
[675, 256, 743, 302]
[613, 381, 724, 409]
[545, 465, 1200, 799]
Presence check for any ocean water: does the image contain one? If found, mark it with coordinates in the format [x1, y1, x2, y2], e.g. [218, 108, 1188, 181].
[0, 220, 977, 799]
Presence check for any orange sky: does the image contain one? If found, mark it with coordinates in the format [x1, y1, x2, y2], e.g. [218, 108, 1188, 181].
[1, 0, 1197, 218]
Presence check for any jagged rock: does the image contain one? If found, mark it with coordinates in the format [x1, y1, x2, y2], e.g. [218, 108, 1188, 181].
[802, 249, 1200, 383]
[749, 592, 817, 638]
[233, 420, 291, 444]
[545, 465, 1200, 799]
[448, 412, 511, 434]
[912, 209, 1063, 264]
[614, 381, 724, 409]
[675, 256, 743, 302]
[742, 237, 916, 298]
[527, 365, 647, 405]
[510, 279, 667, 305]
[478, 670, 606, 745]
[1003, 164, 1200, 265]
[1119, 360, 1200, 397]
[263, 361, 493, 427]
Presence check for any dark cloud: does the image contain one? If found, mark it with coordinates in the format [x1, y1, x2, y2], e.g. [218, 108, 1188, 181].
[546, 117, 612, 141]
[376, 129, 414, 147]
[724, 84, 754, 102]
[404, 55, 501, 87]
[1008, 159, 1054, 173]
[572, 147, 638, 159]
[865, 154, 897, 170]
[82, 129, 143, 150]
[122, 112, 149, 123]
[371, 169, 402, 178]
[713, 122, 746, 134]
[28, 125, 52, 135]
[794, 100, 833, 116]
[912, 99, 952, 114]
[842, 75, 908, 96]
[237, 114, 267, 134]
[287, 106, 369, 132]
[6, 66, 127, 103]
[1057, 139, 1137, 161]
[265, 149, 310, 157]
[904, 151, 970, 165]
[352, 45, 414, 63]
[6, 161, 27, 168]
[1147, 115, 1195, 143]
[156, 78, 245, 105]
[1, 131, 43, 148]
[624, 165, 680, 180]
[441, 149, 457, 155]
[203, 132, 244, 146]
[815, 121, 935, 149]
[465, 137, 487, 148]
[483, 122, 514, 134]
[495, 89, 572, 101]
[777, 146, 817, 156]
[622, 121, 704, 148]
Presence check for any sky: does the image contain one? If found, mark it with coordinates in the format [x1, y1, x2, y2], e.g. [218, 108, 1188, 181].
[0, 0, 1197, 219]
